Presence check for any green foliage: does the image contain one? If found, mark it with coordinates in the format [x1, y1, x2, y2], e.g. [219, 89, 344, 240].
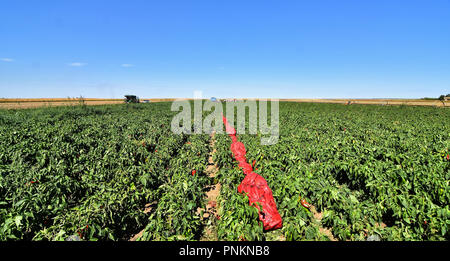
[0, 103, 210, 240]
[214, 102, 449, 241]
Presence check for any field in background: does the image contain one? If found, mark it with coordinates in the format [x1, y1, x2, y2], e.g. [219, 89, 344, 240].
[0, 98, 448, 109]
[0, 98, 180, 109]
[282, 98, 449, 107]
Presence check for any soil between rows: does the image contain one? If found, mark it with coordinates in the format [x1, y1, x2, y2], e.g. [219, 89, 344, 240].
[199, 131, 221, 241]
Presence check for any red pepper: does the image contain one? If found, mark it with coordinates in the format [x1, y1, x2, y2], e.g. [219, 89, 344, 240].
[192, 170, 196, 176]
[301, 199, 311, 209]
[447, 154, 449, 160]
[252, 160, 256, 167]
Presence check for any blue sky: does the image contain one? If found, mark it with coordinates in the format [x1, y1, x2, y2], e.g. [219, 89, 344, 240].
[1, 0, 449, 99]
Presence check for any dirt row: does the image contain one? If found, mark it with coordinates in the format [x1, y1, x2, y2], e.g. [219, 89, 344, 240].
[199, 131, 221, 241]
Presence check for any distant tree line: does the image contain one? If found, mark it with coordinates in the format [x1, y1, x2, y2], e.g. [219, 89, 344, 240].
[422, 94, 450, 100]
[438, 94, 450, 101]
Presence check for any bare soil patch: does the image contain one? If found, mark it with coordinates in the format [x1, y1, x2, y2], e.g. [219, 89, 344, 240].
[200, 131, 221, 241]
[309, 206, 337, 241]
[129, 201, 157, 241]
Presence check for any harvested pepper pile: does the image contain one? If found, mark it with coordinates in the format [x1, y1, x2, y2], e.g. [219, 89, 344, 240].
[222, 115, 283, 231]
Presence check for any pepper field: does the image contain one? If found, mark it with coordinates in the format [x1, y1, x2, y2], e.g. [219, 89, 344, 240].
[0, 102, 448, 241]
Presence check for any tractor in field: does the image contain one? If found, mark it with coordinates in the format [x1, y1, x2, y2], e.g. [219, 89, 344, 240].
[124, 95, 140, 103]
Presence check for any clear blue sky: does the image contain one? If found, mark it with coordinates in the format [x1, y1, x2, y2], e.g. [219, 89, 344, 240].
[1, 0, 449, 99]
